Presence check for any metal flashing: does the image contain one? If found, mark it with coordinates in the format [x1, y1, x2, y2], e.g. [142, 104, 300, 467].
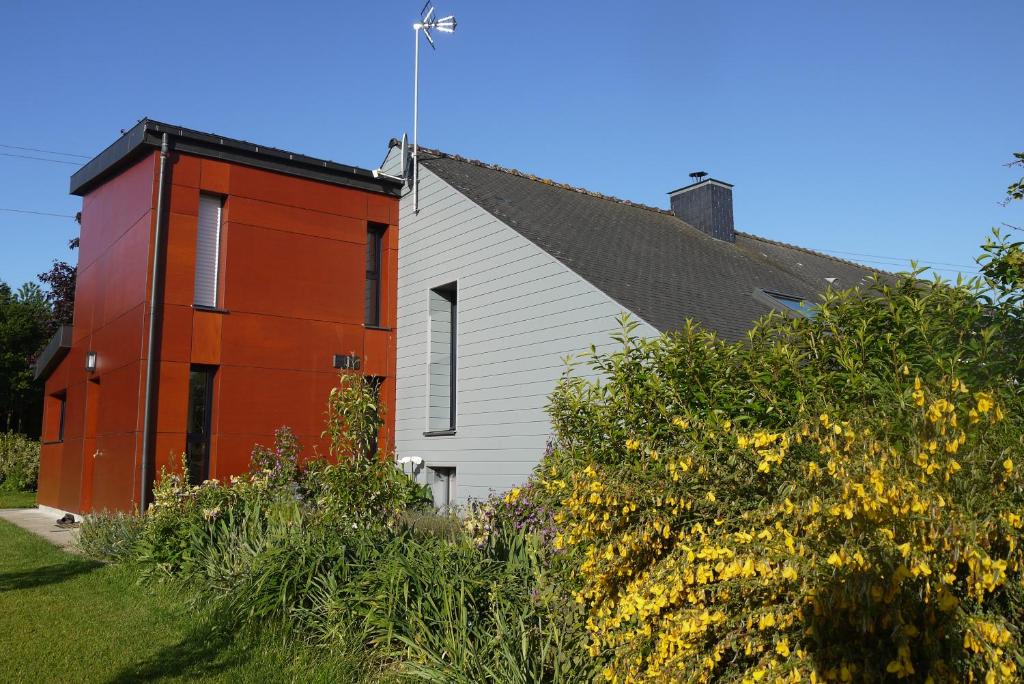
[33, 325, 73, 380]
[70, 119, 403, 197]
[667, 178, 735, 196]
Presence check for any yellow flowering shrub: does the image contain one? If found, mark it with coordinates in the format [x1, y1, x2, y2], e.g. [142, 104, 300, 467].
[550, 382, 1021, 682]
[544, 264, 1024, 682]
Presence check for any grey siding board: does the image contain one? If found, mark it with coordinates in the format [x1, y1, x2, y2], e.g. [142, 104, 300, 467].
[389, 145, 659, 505]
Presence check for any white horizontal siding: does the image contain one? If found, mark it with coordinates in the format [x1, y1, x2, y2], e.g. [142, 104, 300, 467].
[387, 148, 659, 505]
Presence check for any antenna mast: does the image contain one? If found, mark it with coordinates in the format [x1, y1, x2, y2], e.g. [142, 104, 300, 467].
[412, 3, 457, 213]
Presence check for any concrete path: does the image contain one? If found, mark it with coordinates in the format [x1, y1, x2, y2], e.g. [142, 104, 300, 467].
[0, 507, 80, 550]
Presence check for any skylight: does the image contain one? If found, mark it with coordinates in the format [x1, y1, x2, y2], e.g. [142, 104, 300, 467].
[768, 292, 817, 318]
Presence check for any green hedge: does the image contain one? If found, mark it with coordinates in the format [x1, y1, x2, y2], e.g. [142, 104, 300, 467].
[0, 431, 39, 491]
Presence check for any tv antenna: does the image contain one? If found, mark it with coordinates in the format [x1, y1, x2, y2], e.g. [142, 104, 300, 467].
[412, 2, 457, 212]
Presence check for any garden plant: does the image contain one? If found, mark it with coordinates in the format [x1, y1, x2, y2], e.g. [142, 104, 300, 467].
[77, 219, 1024, 681]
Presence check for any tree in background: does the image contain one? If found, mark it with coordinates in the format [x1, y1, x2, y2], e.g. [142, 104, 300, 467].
[0, 235, 78, 438]
[37, 236, 78, 332]
[38, 260, 76, 331]
[0, 282, 50, 435]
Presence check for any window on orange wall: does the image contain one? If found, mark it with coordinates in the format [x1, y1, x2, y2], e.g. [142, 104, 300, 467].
[186, 366, 216, 484]
[194, 194, 224, 309]
[365, 223, 386, 327]
[57, 393, 66, 442]
[46, 391, 66, 442]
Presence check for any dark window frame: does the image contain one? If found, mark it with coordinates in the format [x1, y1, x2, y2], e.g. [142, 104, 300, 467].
[429, 465, 456, 510]
[755, 288, 817, 318]
[47, 391, 67, 443]
[364, 223, 386, 327]
[57, 392, 66, 442]
[424, 283, 457, 436]
[195, 193, 226, 309]
[186, 365, 217, 485]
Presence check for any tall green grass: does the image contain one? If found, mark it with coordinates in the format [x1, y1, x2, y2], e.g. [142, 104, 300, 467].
[76, 375, 594, 682]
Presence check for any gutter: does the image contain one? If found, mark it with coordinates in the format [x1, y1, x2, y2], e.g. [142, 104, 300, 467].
[71, 119, 402, 198]
[139, 132, 170, 511]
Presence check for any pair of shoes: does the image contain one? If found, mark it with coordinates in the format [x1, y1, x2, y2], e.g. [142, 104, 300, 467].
[56, 513, 78, 528]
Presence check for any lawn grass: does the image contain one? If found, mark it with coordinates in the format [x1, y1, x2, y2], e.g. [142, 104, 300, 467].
[0, 520, 382, 683]
[0, 489, 36, 508]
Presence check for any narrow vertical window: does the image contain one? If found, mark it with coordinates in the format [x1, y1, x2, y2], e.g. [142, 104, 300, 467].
[186, 366, 216, 485]
[426, 283, 457, 434]
[194, 194, 224, 308]
[429, 466, 456, 510]
[57, 393, 66, 442]
[364, 223, 385, 326]
[46, 391, 66, 442]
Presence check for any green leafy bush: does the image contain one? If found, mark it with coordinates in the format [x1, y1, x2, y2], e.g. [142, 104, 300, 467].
[76, 510, 145, 561]
[0, 431, 39, 491]
[542, 253, 1024, 681]
[126, 371, 592, 681]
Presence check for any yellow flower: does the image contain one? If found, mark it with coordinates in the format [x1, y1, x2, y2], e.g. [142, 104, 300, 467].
[1003, 458, 1013, 475]
[976, 392, 994, 414]
[625, 439, 641, 451]
[706, 491, 716, 502]
[938, 589, 958, 612]
[672, 416, 689, 429]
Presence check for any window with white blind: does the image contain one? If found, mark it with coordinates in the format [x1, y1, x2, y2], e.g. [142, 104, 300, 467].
[194, 194, 224, 308]
[426, 283, 457, 434]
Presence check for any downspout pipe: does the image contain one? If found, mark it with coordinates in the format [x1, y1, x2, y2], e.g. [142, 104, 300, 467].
[140, 132, 171, 511]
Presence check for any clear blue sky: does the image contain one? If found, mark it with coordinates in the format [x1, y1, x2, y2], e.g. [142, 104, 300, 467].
[1, 0, 1020, 289]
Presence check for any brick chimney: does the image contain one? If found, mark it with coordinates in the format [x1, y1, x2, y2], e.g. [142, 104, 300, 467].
[668, 173, 735, 242]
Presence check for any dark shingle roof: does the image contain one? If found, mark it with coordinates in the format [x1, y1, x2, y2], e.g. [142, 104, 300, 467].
[418, 148, 877, 340]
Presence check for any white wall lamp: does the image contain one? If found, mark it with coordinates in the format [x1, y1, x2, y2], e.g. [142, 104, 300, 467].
[85, 351, 97, 373]
[397, 455, 424, 477]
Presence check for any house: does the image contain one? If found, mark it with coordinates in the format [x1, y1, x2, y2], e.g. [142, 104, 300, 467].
[379, 142, 875, 507]
[34, 120, 401, 515]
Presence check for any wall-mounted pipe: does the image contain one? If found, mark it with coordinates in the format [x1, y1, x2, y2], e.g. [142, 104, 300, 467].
[140, 133, 171, 511]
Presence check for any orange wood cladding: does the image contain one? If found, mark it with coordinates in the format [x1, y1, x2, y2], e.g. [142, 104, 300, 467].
[37, 150, 399, 514]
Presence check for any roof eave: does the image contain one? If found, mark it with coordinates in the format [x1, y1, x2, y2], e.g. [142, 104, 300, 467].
[33, 325, 72, 380]
[70, 119, 403, 197]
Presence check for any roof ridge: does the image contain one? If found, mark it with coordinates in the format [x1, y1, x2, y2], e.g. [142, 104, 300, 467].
[736, 230, 882, 272]
[395, 140, 886, 276]
[416, 145, 674, 217]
